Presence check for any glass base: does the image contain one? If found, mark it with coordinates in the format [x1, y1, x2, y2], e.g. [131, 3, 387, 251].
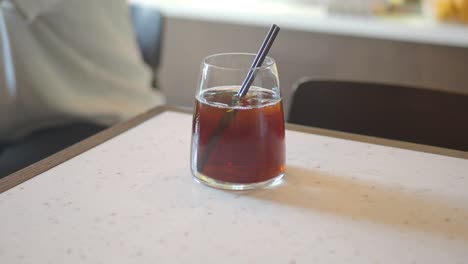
[192, 172, 284, 190]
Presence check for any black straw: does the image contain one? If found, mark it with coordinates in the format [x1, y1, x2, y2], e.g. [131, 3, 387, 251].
[237, 24, 280, 98]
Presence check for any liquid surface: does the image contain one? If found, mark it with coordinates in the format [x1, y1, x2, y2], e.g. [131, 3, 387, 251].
[191, 86, 285, 184]
[198, 86, 281, 109]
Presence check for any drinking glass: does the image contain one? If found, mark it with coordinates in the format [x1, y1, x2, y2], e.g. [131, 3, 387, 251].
[190, 53, 285, 190]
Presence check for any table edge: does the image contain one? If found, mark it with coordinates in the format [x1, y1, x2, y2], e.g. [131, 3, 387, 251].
[286, 123, 468, 160]
[1, 106, 466, 193]
[0, 106, 179, 193]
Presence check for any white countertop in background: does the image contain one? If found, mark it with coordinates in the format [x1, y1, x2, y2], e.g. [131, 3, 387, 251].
[131, 0, 468, 48]
[0, 110, 467, 263]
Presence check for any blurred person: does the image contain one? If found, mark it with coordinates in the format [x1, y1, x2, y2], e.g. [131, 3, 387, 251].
[0, 0, 165, 177]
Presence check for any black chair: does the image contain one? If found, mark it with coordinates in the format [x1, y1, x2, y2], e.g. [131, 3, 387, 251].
[129, 2, 164, 88]
[288, 79, 468, 151]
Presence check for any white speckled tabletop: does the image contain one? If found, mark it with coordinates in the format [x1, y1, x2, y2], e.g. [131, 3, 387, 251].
[1, 110, 467, 264]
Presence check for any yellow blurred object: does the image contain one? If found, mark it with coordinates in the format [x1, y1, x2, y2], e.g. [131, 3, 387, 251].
[433, 0, 468, 23]
[454, 0, 468, 22]
[434, 0, 456, 20]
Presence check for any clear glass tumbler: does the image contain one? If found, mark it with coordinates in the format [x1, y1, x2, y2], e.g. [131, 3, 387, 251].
[190, 53, 285, 190]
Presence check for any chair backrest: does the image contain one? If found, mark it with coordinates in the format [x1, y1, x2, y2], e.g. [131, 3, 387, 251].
[129, 2, 164, 86]
[288, 79, 468, 151]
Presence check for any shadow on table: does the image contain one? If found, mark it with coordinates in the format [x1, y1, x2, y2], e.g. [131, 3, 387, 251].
[247, 166, 468, 241]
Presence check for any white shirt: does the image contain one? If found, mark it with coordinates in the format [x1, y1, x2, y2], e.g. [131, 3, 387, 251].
[0, 0, 165, 141]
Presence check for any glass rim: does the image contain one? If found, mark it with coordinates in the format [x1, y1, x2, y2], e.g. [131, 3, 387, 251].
[203, 52, 276, 71]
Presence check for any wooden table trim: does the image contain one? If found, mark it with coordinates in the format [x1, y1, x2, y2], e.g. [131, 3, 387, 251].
[1, 106, 466, 193]
[0, 106, 184, 193]
[286, 123, 468, 160]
